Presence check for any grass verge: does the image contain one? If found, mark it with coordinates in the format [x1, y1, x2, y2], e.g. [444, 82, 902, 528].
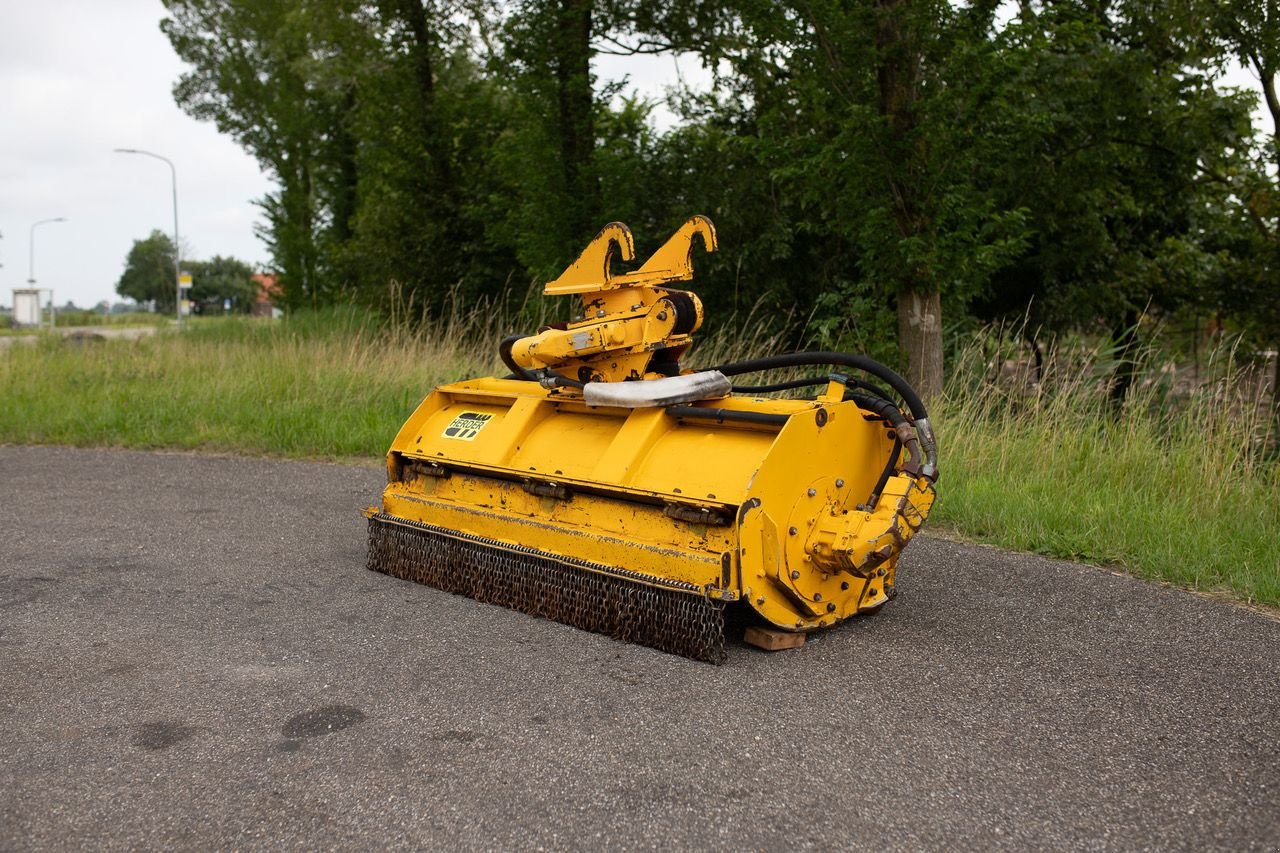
[0, 309, 493, 457]
[933, 339, 1279, 607]
[3, 309, 1277, 608]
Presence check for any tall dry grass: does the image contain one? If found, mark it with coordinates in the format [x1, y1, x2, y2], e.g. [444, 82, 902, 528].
[3, 306, 1276, 605]
[0, 306, 499, 457]
[934, 330, 1279, 605]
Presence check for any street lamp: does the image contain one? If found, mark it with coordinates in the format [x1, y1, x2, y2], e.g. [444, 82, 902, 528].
[28, 217, 67, 328]
[113, 148, 182, 325]
[28, 217, 67, 284]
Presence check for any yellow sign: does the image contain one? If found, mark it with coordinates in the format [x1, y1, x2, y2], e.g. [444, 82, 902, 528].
[442, 411, 493, 441]
[179, 273, 193, 289]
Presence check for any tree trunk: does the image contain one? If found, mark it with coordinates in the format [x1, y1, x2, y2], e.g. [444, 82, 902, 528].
[875, 0, 943, 397]
[554, 0, 598, 243]
[331, 86, 359, 246]
[391, 0, 469, 303]
[300, 156, 317, 307]
[1109, 308, 1141, 407]
[398, 0, 457, 200]
[897, 287, 944, 398]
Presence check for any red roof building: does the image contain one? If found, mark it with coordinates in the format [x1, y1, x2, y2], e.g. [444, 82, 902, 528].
[251, 273, 281, 317]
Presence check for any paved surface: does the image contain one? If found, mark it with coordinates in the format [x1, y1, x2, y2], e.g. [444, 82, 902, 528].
[0, 326, 157, 349]
[1, 446, 1277, 851]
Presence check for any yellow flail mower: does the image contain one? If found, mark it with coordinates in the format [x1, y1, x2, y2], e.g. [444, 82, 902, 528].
[365, 216, 937, 663]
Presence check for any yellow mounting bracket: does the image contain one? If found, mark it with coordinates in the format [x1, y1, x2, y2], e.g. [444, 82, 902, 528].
[511, 216, 718, 384]
[544, 215, 718, 295]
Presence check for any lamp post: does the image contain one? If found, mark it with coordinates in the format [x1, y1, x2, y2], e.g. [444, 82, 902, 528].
[28, 217, 67, 328]
[28, 217, 67, 284]
[113, 148, 182, 325]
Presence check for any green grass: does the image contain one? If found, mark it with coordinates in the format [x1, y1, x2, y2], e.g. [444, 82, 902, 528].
[3, 307, 1277, 608]
[0, 308, 497, 457]
[932, 341, 1280, 607]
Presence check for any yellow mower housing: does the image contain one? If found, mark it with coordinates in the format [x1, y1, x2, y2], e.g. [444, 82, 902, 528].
[366, 216, 937, 662]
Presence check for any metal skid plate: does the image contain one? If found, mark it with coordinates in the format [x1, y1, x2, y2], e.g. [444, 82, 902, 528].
[367, 512, 727, 664]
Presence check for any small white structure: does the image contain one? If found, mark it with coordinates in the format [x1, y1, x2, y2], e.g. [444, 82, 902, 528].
[12, 288, 53, 328]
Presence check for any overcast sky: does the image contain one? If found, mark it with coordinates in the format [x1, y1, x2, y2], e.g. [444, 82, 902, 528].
[1, 2, 1264, 311]
[1, 1, 269, 309]
[0, 0, 699, 310]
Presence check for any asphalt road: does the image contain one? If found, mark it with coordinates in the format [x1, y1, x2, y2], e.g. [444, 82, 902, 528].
[0, 326, 157, 349]
[2, 446, 1277, 851]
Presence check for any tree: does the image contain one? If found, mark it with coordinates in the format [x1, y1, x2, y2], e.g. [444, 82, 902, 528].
[116, 232, 256, 314]
[491, 0, 605, 275]
[970, 3, 1250, 328]
[116, 230, 177, 310]
[690, 1, 1255, 394]
[336, 2, 514, 306]
[155, 0, 1273, 402]
[163, 0, 348, 307]
[628, 1, 1029, 394]
[186, 255, 257, 312]
[164, 1, 524, 311]
[1196, 0, 1280, 405]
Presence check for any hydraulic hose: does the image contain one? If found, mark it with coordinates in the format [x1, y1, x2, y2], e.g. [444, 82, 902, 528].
[498, 333, 586, 389]
[847, 392, 924, 478]
[731, 374, 896, 402]
[868, 436, 903, 509]
[499, 334, 538, 381]
[730, 376, 826, 394]
[499, 339, 936, 480]
[713, 352, 927, 422]
[711, 351, 937, 481]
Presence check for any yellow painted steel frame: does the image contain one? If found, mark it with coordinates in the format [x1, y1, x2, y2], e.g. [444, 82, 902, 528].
[508, 216, 717, 383]
[377, 376, 935, 631]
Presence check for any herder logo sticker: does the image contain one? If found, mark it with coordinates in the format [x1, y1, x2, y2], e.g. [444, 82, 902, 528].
[442, 411, 493, 441]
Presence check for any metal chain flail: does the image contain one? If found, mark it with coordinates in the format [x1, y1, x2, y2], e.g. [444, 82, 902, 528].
[366, 513, 727, 664]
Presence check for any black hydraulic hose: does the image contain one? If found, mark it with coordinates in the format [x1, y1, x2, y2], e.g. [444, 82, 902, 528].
[499, 334, 538, 381]
[845, 377, 896, 403]
[711, 351, 936, 480]
[731, 376, 828, 394]
[868, 436, 903, 508]
[848, 391, 923, 474]
[846, 392, 906, 427]
[713, 351, 927, 422]
[499, 333, 586, 389]
[666, 405, 791, 426]
[731, 374, 896, 401]
[848, 377, 896, 403]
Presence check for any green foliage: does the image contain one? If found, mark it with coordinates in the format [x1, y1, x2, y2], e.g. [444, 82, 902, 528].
[116, 230, 177, 309]
[158, 0, 1280, 382]
[1190, 0, 1280, 361]
[186, 255, 257, 312]
[115, 230, 256, 314]
[970, 3, 1254, 333]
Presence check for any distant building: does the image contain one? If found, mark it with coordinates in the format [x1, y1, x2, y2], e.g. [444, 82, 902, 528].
[251, 273, 282, 318]
[11, 288, 51, 328]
